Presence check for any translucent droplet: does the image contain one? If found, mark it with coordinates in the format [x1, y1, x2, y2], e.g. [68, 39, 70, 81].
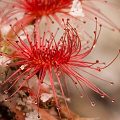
[91, 102, 95, 106]
[6, 63, 9, 66]
[20, 65, 25, 70]
[110, 82, 114, 85]
[111, 99, 115, 103]
[34, 100, 37, 104]
[4, 90, 8, 94]
[27, 74, 30, 77]
[4, 98, 8, 101]
[101, 94, 105, 98]
[80, 94, 83, 98]
[57, 106, 60, 110]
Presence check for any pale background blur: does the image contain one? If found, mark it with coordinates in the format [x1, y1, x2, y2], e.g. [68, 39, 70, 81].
[68, 0, 120, 120]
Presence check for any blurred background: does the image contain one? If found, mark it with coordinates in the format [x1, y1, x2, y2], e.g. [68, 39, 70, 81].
[68, 0, 120, 120]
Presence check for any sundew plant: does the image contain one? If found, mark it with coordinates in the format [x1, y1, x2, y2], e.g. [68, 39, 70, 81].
[0, 19, 120, 119]
[0, 0, 120, 120]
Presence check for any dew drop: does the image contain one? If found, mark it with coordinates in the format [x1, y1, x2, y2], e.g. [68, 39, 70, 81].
[91, 102, 95, 106]
[20, 65, 25, 70]
[101, 94, 105, 98]
[4, 90, 8, 94]
[34, 100, 37, 104]
[57, 106, 60, 110]
[111, 99, 115, 103]
[27, 74, 30, 77]
[110, 82, 114, 85]
[4, 98, 8, 101]
[80, 94, 83, 98]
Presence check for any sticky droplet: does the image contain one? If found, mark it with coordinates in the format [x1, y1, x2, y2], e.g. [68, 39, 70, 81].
[80, 94, 83, 98]
[4, 90, 8, 94]
[111, 99, 115, 103]
[4, 98, 8, 101]
[20, 65, 25, 70]
[34, 100, 37, 104]
[6, 63, 9, 66]
[101, 94, 105, 98]
[57, 106, 60, 110]
[91, 102, 95, 106]
[110, 82, 114, 85]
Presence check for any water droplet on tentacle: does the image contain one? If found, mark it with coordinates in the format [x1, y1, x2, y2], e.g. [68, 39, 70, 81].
[80, 94, 83, 98]
[34, 100, 37, 105]
[57, 106, 60, 110]
[110, 82, 114, 85]
[101, 94, 106, 98]
[91, 102, 95, 106]
[4, 98, 8, 101]
[20, 65, 25, 70]
[111, 99, 115, 103]
[4, 90, 8, 94]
